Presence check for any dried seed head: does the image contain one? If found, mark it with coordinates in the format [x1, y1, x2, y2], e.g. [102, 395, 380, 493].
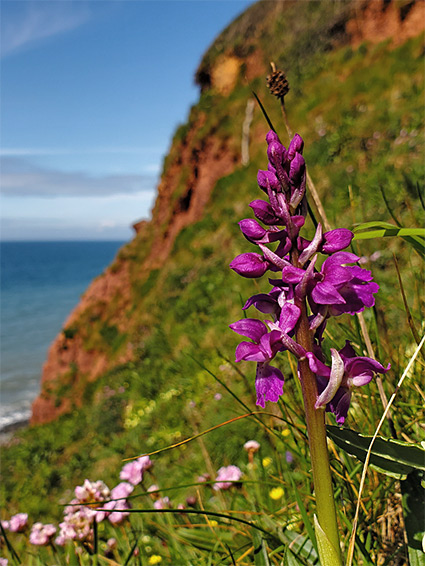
[267, 63, 289, 100]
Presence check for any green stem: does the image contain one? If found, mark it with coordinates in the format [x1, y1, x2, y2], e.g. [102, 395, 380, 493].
[295, 298, 342, 564]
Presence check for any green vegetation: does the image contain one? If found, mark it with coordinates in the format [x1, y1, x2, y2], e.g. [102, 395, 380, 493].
[1, 2, 424, 564]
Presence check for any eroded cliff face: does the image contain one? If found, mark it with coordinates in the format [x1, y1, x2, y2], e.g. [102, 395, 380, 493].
[30, 0, 425, 425]
[31, 112, 240, 424]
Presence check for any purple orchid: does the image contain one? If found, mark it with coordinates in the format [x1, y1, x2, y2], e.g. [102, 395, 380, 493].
[306, 341, 390, 424]
[229, 318, 285, 407]
[230, 304, 304, 407]
[281, 251, 379, 315]
[229, 130, 388, 424]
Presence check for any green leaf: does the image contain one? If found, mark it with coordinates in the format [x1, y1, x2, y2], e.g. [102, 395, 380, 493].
[314, 515, 342, 566]
[252, 529, 271, 566]
[352, 221, 425, 258]
[327, 426, 425, 479]
[401, 470, 425, 566]
[284, 546, 308, 566]
[287, 472, 317, 552]
[175, 528, 235, 551]
[278, 529, 319, 563]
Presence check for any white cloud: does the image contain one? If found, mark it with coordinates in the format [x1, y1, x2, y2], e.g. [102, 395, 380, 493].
[1, 1, 90, 58]
[1, 157, 157, 197]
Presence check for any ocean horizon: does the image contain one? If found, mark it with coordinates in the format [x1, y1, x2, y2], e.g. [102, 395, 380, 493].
[0, 240, 126, 431]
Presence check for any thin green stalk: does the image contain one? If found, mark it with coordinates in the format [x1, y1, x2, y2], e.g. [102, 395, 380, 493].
[289, 244, 341, 564]
[295, 299, 342, 564]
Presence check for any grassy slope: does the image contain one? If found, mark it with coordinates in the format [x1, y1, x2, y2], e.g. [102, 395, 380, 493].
[1, 0, 424, 544]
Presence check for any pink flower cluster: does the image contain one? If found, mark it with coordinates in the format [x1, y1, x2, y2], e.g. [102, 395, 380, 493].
[1, 513, 28, 533]
[29, 522, 56, 546]
[213, 465, 243, 491]
[1, 456, 155, 557]
[56, 479, 111, 545]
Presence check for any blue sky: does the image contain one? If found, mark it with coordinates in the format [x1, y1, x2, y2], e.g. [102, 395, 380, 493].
[1, 0, 254, 241]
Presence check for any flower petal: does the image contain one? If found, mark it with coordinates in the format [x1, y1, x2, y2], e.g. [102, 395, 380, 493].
[229, 318, 267, 342]
[322, 229, 353, 254]
[235, 342, 266, 363]
[249, 199, 281, 225]
[239, 219, 267, 241]
[278, 303, 301, 334]
[255, 363, 284, 408]
[281, 264, 304, 284]
[243, 293, 279, 315]
[306, 352, 331, 377]
[315, 349, 345, 409]
[312, 280, 346, 305]
[230, 253, 269, 278]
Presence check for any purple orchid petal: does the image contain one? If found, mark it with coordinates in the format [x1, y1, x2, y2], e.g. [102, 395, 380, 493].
[259, 244, 291, 270]
[229, 318, 267, 342]
[281, 264, 304, 284]
[295, 255, 317, 299]
[259, 333, 274, 359]
[257, 170, 280, 192]
[289, 153, 305, 184]
[249, 200, 281, 225]
[259, 329, 283, 358]
[235, 342, 266, 363]
[322, 229, 353, 254]
[255, 363, 284, 408]
[279, 303, 301, 334]
[339, 340, 356, 359]
[243, 293, 279, 315]
[348, 265, 374, 281]
[292, 215, 306, 229]
[299, 223, 323, 265]
[267, 141, 285, 169]
[331, 389, 352, 425]
[230, 253, 269, 278]
[306, 352, 331, 377]
[324, 266, 355, 287]
[345, 357, 390, 385]
[239, 219, 267, 241]
[266, 130, 281, 145]
[315, 349, 345, 409]
[323, 251, 359, 270]
[312, 280, 346, 305]
[329, 280, 380, 315]
[287, 133, 304, 158]
[329, 387, 351, 425]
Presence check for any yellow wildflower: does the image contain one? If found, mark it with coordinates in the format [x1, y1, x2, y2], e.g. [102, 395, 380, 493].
[269, 487, 284, 500]
[148, 556, 162, 565]
[262, 457, 272, 468]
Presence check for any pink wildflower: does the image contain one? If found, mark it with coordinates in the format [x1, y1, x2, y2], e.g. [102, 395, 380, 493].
[213, 466, 243, 490]
[29, 522, 56, 545]
[243, 440, 260, 453]
[120, 455, 152, 486]
[103, 482, 134, 525]
[74, 479, 110, 503]
[0, 558, 8, 566]
[8, 513, 28, 533]
[58, 506, 94, 542]
[154, 496, 170, 510]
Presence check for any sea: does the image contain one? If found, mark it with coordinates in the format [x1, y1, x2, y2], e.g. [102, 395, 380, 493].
[0, 240, 126, 432]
